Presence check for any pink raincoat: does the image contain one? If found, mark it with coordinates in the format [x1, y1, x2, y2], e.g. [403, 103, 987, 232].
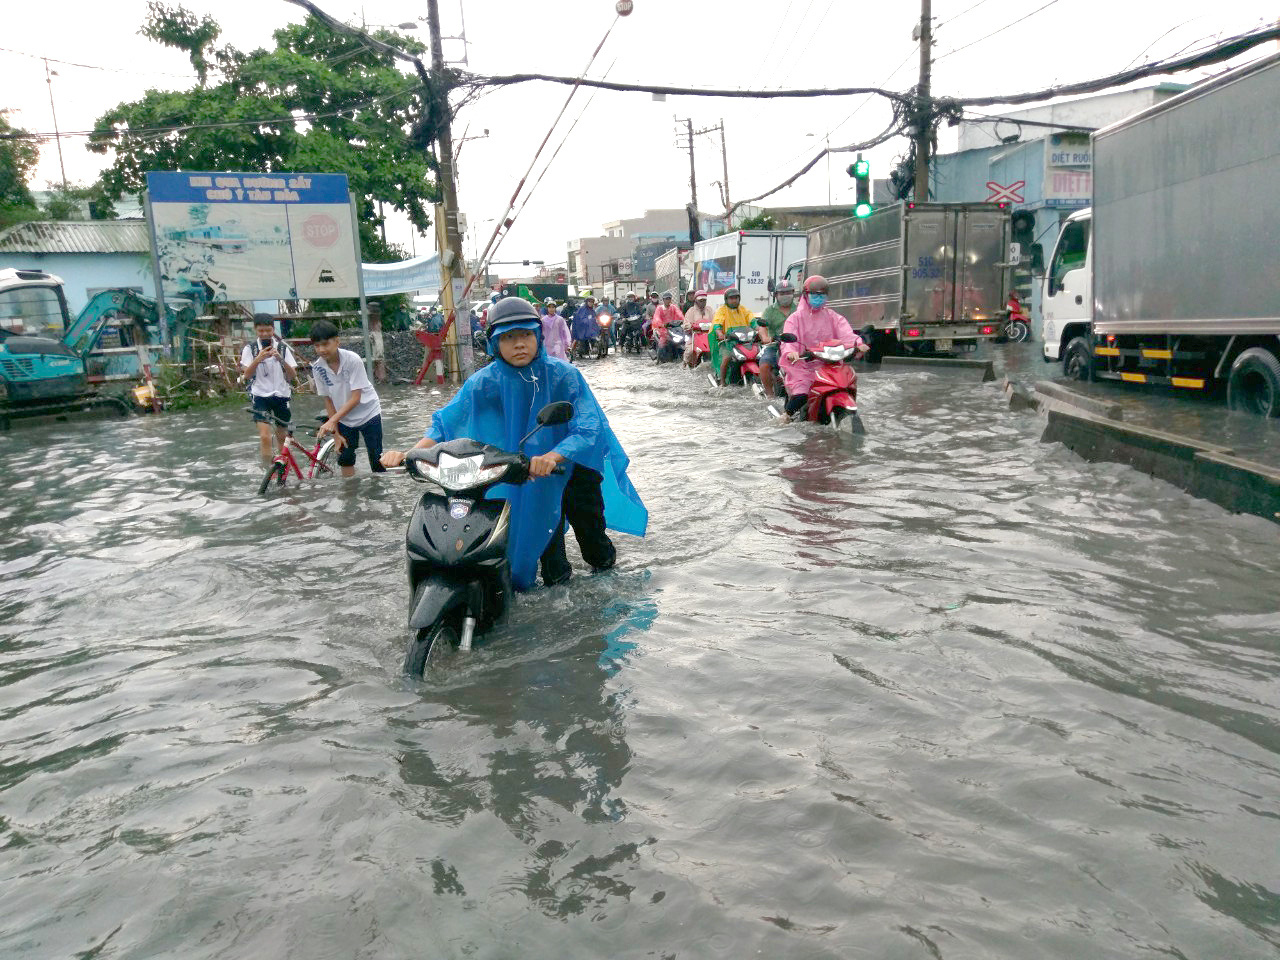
[779, 302, 863, 395]
[649, 304, 684, 344]
[541, 311, 572, 360]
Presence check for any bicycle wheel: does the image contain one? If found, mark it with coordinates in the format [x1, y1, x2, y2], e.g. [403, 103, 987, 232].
[314, 438, 338, 476]
[257, 461, 285, 496]
[404, 620, 461, 677]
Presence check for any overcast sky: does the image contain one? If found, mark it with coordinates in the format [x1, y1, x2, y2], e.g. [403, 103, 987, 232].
[4, 0, 1273, 269]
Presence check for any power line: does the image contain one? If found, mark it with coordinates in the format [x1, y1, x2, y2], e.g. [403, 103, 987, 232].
[467, 74, 911, 105]
[0, 45, 198, 79]
[955, 22, 1280, 106]
[935, 0, 997, 31]
[768, 0, 820, 89]
[0, 87, 419, 141]
[935, 0, 1063, 62]
[773, 0, 840, 90]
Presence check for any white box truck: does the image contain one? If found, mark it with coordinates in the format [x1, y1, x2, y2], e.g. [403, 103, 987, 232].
[690, 230, 807, 316]
[1043, 52, 1280, 415]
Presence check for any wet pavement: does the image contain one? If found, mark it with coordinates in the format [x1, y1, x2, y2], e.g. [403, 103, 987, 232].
[1, 351, 1278, 959]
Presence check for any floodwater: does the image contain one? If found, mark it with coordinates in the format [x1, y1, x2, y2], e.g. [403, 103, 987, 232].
[2, 351, 1278, 959]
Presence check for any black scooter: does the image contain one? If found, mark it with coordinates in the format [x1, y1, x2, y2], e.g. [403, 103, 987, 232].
[401, 401, 573, 676]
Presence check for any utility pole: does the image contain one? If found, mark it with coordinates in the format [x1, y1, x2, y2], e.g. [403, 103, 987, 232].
[718, 119, 731, 221]
[913, 0, 932, 202]
[676, 117, 701, 244]
[425, 0, 473, 379]
[43, 59, 68, 191]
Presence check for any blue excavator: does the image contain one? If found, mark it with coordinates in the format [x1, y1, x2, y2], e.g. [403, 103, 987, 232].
[0, 268, 196, 426]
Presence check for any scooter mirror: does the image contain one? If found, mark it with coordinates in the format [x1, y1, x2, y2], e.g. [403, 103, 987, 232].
[536, 401, 574, 426]
[779, 332, 799, 343]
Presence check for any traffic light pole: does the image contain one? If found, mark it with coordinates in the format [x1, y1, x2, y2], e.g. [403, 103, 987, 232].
[913, 0, 932, 202]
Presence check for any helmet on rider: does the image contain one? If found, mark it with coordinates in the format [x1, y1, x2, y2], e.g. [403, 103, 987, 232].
[773, 279, 795, 298]
[661, 290, 673, 301]
[724, 287, 741, 302]
[543, 296, 556, 306]
[802, 275, 829, 298]
[695, 289, 708, 302]
[486, 296, 542, 356]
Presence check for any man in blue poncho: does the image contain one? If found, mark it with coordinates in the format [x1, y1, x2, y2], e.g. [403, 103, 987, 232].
[382, 298, 647, 590]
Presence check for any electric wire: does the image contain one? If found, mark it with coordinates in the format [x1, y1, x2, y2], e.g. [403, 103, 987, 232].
[934, 0, 1062, 61]
[767, 0, 820, 90]
[935, 0, 997, 31]
[772, 0, 840, 90]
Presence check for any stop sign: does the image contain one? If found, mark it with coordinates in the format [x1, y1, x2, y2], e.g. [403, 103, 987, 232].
[616, 0, 633, 15]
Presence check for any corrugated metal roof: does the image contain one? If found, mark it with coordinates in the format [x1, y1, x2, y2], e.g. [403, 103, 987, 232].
[0, 220, 151, 255]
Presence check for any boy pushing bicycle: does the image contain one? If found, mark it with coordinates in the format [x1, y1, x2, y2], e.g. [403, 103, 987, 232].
[241, 315, 298, 466]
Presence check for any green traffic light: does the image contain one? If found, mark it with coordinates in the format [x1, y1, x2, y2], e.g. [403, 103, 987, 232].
[853, 159, 870, 179]
[854, 202, 873, 218]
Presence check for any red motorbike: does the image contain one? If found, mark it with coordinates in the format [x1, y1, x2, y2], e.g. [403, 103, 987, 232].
[689, 321, 712, 370]
[776, 333, 865, 434]
[1001, 292, 1031, 343]
[724, 325, 764, 391]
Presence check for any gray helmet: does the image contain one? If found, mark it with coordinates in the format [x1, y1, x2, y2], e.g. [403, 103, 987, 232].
[724, 287, 741, 300]
[486, 297, 542, 353]
[773, 279, 795, 297]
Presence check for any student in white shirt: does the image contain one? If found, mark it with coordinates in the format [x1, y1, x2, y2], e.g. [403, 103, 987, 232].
[240, 316, 297, 465]
[310, 320, 385, 477]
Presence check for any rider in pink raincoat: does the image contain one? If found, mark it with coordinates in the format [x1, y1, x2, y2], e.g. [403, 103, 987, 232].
[541, 298, 572, 360]
[779, 275, 867, 418]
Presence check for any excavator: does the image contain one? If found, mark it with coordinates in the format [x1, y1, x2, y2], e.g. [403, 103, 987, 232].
[0, 268, 196, 427]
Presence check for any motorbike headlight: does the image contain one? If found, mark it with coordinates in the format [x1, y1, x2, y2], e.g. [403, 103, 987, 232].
[421, 452, 508, 491]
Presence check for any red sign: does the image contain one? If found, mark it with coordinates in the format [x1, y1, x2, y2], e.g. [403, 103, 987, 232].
[986, 180, 1025, 204]
[302, 214, 339, 247]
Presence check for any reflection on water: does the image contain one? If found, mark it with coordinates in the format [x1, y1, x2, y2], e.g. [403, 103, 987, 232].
[1, 357, 1278, 959]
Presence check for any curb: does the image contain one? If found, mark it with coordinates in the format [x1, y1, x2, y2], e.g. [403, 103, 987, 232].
[881, 356, 996, 382]
[1039, 406, 1280, 524]
[1033, 380, 1124, 420]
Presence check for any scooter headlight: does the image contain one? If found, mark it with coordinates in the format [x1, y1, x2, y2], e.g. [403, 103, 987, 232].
[419, 452, 508, 491]
[820, 346, 848, 361]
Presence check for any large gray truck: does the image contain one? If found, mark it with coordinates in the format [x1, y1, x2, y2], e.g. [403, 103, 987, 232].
[786, 202, 1012, 356]
[1043, 51, 1280, 416]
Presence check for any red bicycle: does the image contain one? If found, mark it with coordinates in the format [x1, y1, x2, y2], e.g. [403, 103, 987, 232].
[249, 407, 339, 496]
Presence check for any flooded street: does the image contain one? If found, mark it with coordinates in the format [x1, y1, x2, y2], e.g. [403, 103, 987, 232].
[2, 353, 1278, 959]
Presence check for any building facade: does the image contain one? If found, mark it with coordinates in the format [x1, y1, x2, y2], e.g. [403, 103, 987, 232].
[0, 220, 154, 315]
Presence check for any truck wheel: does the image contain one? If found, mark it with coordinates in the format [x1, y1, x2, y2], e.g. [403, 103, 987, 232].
[1063, 337, 1093, 381]
[1227, 347, 1280, 417]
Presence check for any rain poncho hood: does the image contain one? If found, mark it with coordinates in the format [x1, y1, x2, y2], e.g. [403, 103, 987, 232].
[541, 311, 571, 360]
[428, 326, 647, 590]
[779, 301, 862, 395]
[571, 304, 598, 341]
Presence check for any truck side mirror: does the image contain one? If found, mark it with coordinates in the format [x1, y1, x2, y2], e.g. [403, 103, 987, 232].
[1030, 243, 1044, 275]
[766, 279, 775, 293]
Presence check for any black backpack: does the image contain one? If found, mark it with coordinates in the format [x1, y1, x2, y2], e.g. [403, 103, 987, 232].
[248, 337, 294, 388]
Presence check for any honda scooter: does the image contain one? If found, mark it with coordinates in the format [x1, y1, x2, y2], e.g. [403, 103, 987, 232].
[724, 322, 768, 391]
[655, 321, 686, 364]
[400, 401, 573, 676]
[596, 315, 613, 358]
[773, 333, 865, 434]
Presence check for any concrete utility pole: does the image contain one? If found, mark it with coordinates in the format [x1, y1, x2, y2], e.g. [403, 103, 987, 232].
[425, 0, 473, 379]
[718, 119, 731, 220]
[677, 117, 701, 244]
[913, 0, 932, 202]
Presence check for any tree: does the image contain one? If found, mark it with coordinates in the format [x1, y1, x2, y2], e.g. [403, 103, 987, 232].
[0, 110, 41, 230]
[39, 182, 118, 221]
[737, 212, 777, 231]
[88, 4, 440, 262]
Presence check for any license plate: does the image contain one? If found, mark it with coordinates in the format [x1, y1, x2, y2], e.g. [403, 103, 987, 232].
[935, 338, 952, 351]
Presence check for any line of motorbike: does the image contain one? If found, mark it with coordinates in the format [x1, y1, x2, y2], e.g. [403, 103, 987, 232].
[657, 319, 866, 436]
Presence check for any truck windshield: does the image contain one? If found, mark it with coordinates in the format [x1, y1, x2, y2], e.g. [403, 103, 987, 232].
[0, 285, 68, 339]
[1048, 218, 1090, 295]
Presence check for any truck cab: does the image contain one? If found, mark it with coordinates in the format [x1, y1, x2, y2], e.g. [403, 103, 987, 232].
[1041, 209, 1092, 363]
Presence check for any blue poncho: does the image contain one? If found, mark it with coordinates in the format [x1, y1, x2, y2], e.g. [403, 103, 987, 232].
[427, 330, 647, 590]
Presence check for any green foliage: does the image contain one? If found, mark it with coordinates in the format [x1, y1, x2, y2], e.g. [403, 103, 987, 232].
[737, 212, 777, 231]
[0, 111, 40, 230]
[39, 182, 118, 221]
[90, 4, 439, 263]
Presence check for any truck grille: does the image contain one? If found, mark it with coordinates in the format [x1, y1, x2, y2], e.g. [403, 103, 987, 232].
[1, 357, 36, 378]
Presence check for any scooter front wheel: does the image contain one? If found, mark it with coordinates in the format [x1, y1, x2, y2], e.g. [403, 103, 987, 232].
[404, 620, 461, 677]
[831, 408, 865, 435]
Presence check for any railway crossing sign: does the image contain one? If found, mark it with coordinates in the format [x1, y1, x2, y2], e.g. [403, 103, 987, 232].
[986, 180, 1025, 203]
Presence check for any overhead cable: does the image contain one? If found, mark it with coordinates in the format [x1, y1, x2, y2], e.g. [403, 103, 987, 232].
[934, 0, 1062, 61]
[954, 22, 1280, 106]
